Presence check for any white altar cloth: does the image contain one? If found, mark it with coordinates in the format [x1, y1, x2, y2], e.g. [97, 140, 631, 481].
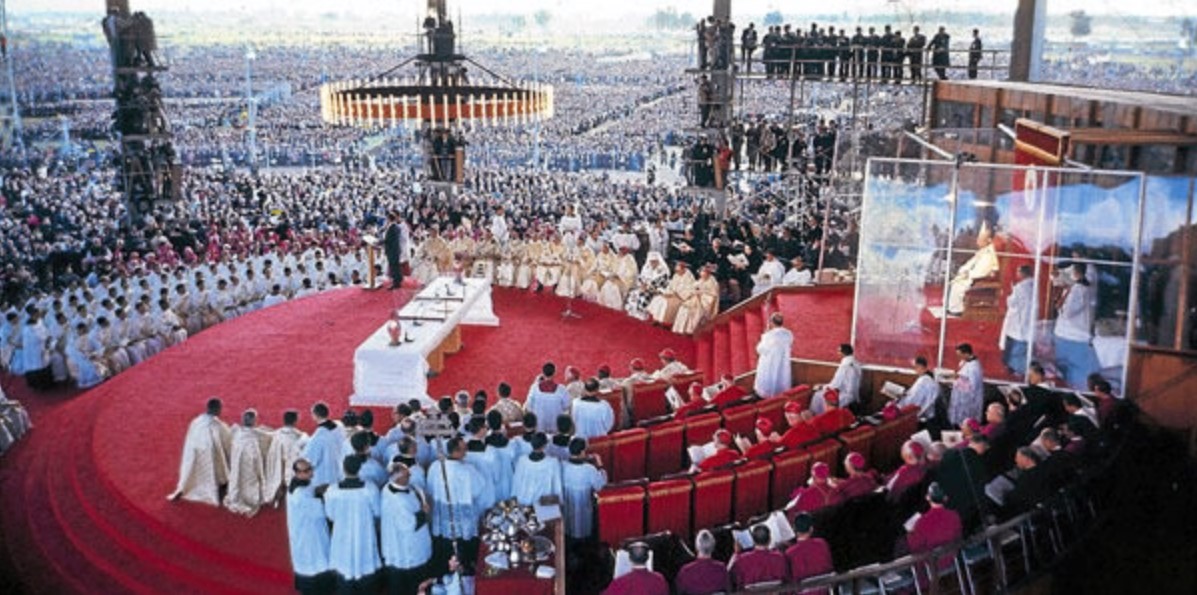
[351, 277, 499, 406]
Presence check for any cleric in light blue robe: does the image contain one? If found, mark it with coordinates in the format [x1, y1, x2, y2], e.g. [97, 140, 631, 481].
[571, 379, 616, 440]
[462, 418, 499, 512]
[510, 412, 538, 462]
[948, 344, 985, 426]
[427, 437, 489, 541]
[526, 363, 572, 434]
[323, 456, 381, 590]
[285, 460, 334, 595]
[483, 411, 516, 502]
[389, 437, 427, 495]
[349, 432, 389, 488]
[561, 438, 608, 540]
[512, 432, 564, 506]
[380, 462, 433, 595]
[303, 403, 345, 489]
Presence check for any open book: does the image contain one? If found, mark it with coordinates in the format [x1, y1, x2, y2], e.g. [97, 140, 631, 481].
[733, 511, 796, 549]
[665, 386, 684, 410]
[687, 442, 717, 467]
[904, 512, 922, 533]
[880, 381, 907, 400]
[941, 430, 964, 448]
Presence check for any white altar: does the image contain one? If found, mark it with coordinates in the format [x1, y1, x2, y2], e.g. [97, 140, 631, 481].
[351, 277, 499, 406]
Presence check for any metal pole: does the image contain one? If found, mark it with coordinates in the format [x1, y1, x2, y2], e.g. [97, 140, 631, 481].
[787, 47, 798, 130]
[936, 163, 962, 370]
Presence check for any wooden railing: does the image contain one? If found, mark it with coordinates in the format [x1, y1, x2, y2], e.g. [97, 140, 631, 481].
[693, 282, 855, 337]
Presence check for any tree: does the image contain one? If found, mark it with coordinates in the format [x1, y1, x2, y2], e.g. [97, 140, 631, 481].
[763, 11, 784, 27]
[1069, 10, 1092, 40]
[534, 9, 552, 29]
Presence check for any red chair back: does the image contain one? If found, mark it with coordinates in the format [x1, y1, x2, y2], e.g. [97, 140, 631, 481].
[597, 388, 625, 429]
[732, 460, 773, 523]
[631, 381, 672, 421]
[595, 485, 646, 546]
[646, 479, 693, 540]
[871, 410, 920, 473]
[722, 403, 758, 438]
[769, 449, 812, 510]
[836, 425, 877, 467]
[691, 470, 735, 535]
[755, 396, 788, 431]
[668, 371, 706, 396]
[646, 420, 685, 479]
[804, 438, 842, 476]
[779, 384, 814, 411]
[610, 428, 649, 482]
[587, 434, 614, 473]
[684, 412, 722, 447]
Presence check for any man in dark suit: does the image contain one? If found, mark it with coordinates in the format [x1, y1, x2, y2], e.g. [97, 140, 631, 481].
[383, 212, 406, 290]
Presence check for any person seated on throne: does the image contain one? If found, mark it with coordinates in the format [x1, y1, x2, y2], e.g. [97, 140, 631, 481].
[946, 222, 999, 316]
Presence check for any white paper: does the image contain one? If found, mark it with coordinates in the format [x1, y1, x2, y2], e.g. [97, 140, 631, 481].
[904, 512, 922, 533]
[613, 549, 654, 578]
[941, 431, 964, 448]
[881, 381, 907, 400]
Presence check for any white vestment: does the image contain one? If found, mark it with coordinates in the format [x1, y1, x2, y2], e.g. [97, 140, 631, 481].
[526, 382, 571, 434]
[949, 359, 985, 425]
[512, 454, 563, 506]
[286, 483, 331, 578]
[571, 398, 615, 440]
[999, 277, 1035, 349]
[753, 327, 794, 398]
[304, 422, 346, 488]
[427, 458, 488, 539]
[947, 243, 999, 314]
[324, 481, 382, 581]
[265, 426, 310, 501]
[380, 485, 433, 571]
[224, 425, 273, 517]
[561, 460, 607, 539]
[171, 413, 232, 506]
[812, 355, 863, 414]
[899, 374, 941, 421]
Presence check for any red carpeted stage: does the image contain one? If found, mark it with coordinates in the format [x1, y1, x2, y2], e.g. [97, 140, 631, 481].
[0, 281, 1025, 593]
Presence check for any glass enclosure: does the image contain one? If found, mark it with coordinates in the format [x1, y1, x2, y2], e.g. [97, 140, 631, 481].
[853, 159, 1146, 391]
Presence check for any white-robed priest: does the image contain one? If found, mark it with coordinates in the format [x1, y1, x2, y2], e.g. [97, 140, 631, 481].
[753, 313, 794, 398]
[168, 397, 233, 506]
[286, 459, 334, 595]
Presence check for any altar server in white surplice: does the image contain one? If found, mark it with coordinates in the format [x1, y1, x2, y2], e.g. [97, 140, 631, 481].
[812, 344, 863, 414]
[512, 432, 564, 506]
[525, 362, 572, 434]
[168, 398, 232, 505]
[462, 418, 499, 511]
[303, 402, 345, 489]
[324, 456, 382, 591]
[224, 409, 274, 517]
[380, 462, 433, 595]
[571, 379, 615, 440]
[753, 313, 794, 398]
[561, 438, 607, 540]
[483, 412, 516, 502]
[948, 343, 985, 426]
[265, 410, 310, 506]
[898, 357, 942, 422]
[427, 437, 489, 542]
[285, 460, 334, 595]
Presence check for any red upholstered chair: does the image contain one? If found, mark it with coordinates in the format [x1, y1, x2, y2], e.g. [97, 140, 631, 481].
[587, 434, 614, 473]
[668, 371, 706, 396]
[836, 425, 876, 466]
[631, 380, 672, 422]
[721, 403, 758, 438]
[646, 420, 686, 479]
[755, 396, 788, 431]
[871, 409, 920, 473]
[610, 428, 649, 482]
[684, 412, 722, 447]
[732, 460, 774, 523]
[779, 384, 814, 411]
[691, 470, 735, 535]
[646, 479, 694, 540]
[804, 438, 842, 476]
[595, 484, 646, 546]
[597, 388, 625, 429]
[769, 449, 812, 510]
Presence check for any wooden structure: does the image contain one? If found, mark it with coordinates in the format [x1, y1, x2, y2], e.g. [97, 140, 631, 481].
[929, 80, 1197, 174]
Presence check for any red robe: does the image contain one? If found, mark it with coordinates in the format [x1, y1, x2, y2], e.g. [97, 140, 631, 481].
[811, 408, 855, 436]
[788, 482, 839, 513]
[779, 422, 821, 449]
[698, 448, 741, 472]
[907, 505, 963, 574]
[832, 472, 879, 502]
[884, 463, 927, 501]
[603, 568, 669, 595]
[785, 537, 834, 592]
[729, 548, 789, 590]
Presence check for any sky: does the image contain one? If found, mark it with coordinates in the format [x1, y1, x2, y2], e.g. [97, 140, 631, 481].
[13, 0, 1196, 18]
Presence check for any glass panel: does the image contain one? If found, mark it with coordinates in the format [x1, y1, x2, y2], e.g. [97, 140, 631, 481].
[853, 159, 954, 370]
[1137, 177, 1194, 349]
[1032, 170, 1143, 390]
